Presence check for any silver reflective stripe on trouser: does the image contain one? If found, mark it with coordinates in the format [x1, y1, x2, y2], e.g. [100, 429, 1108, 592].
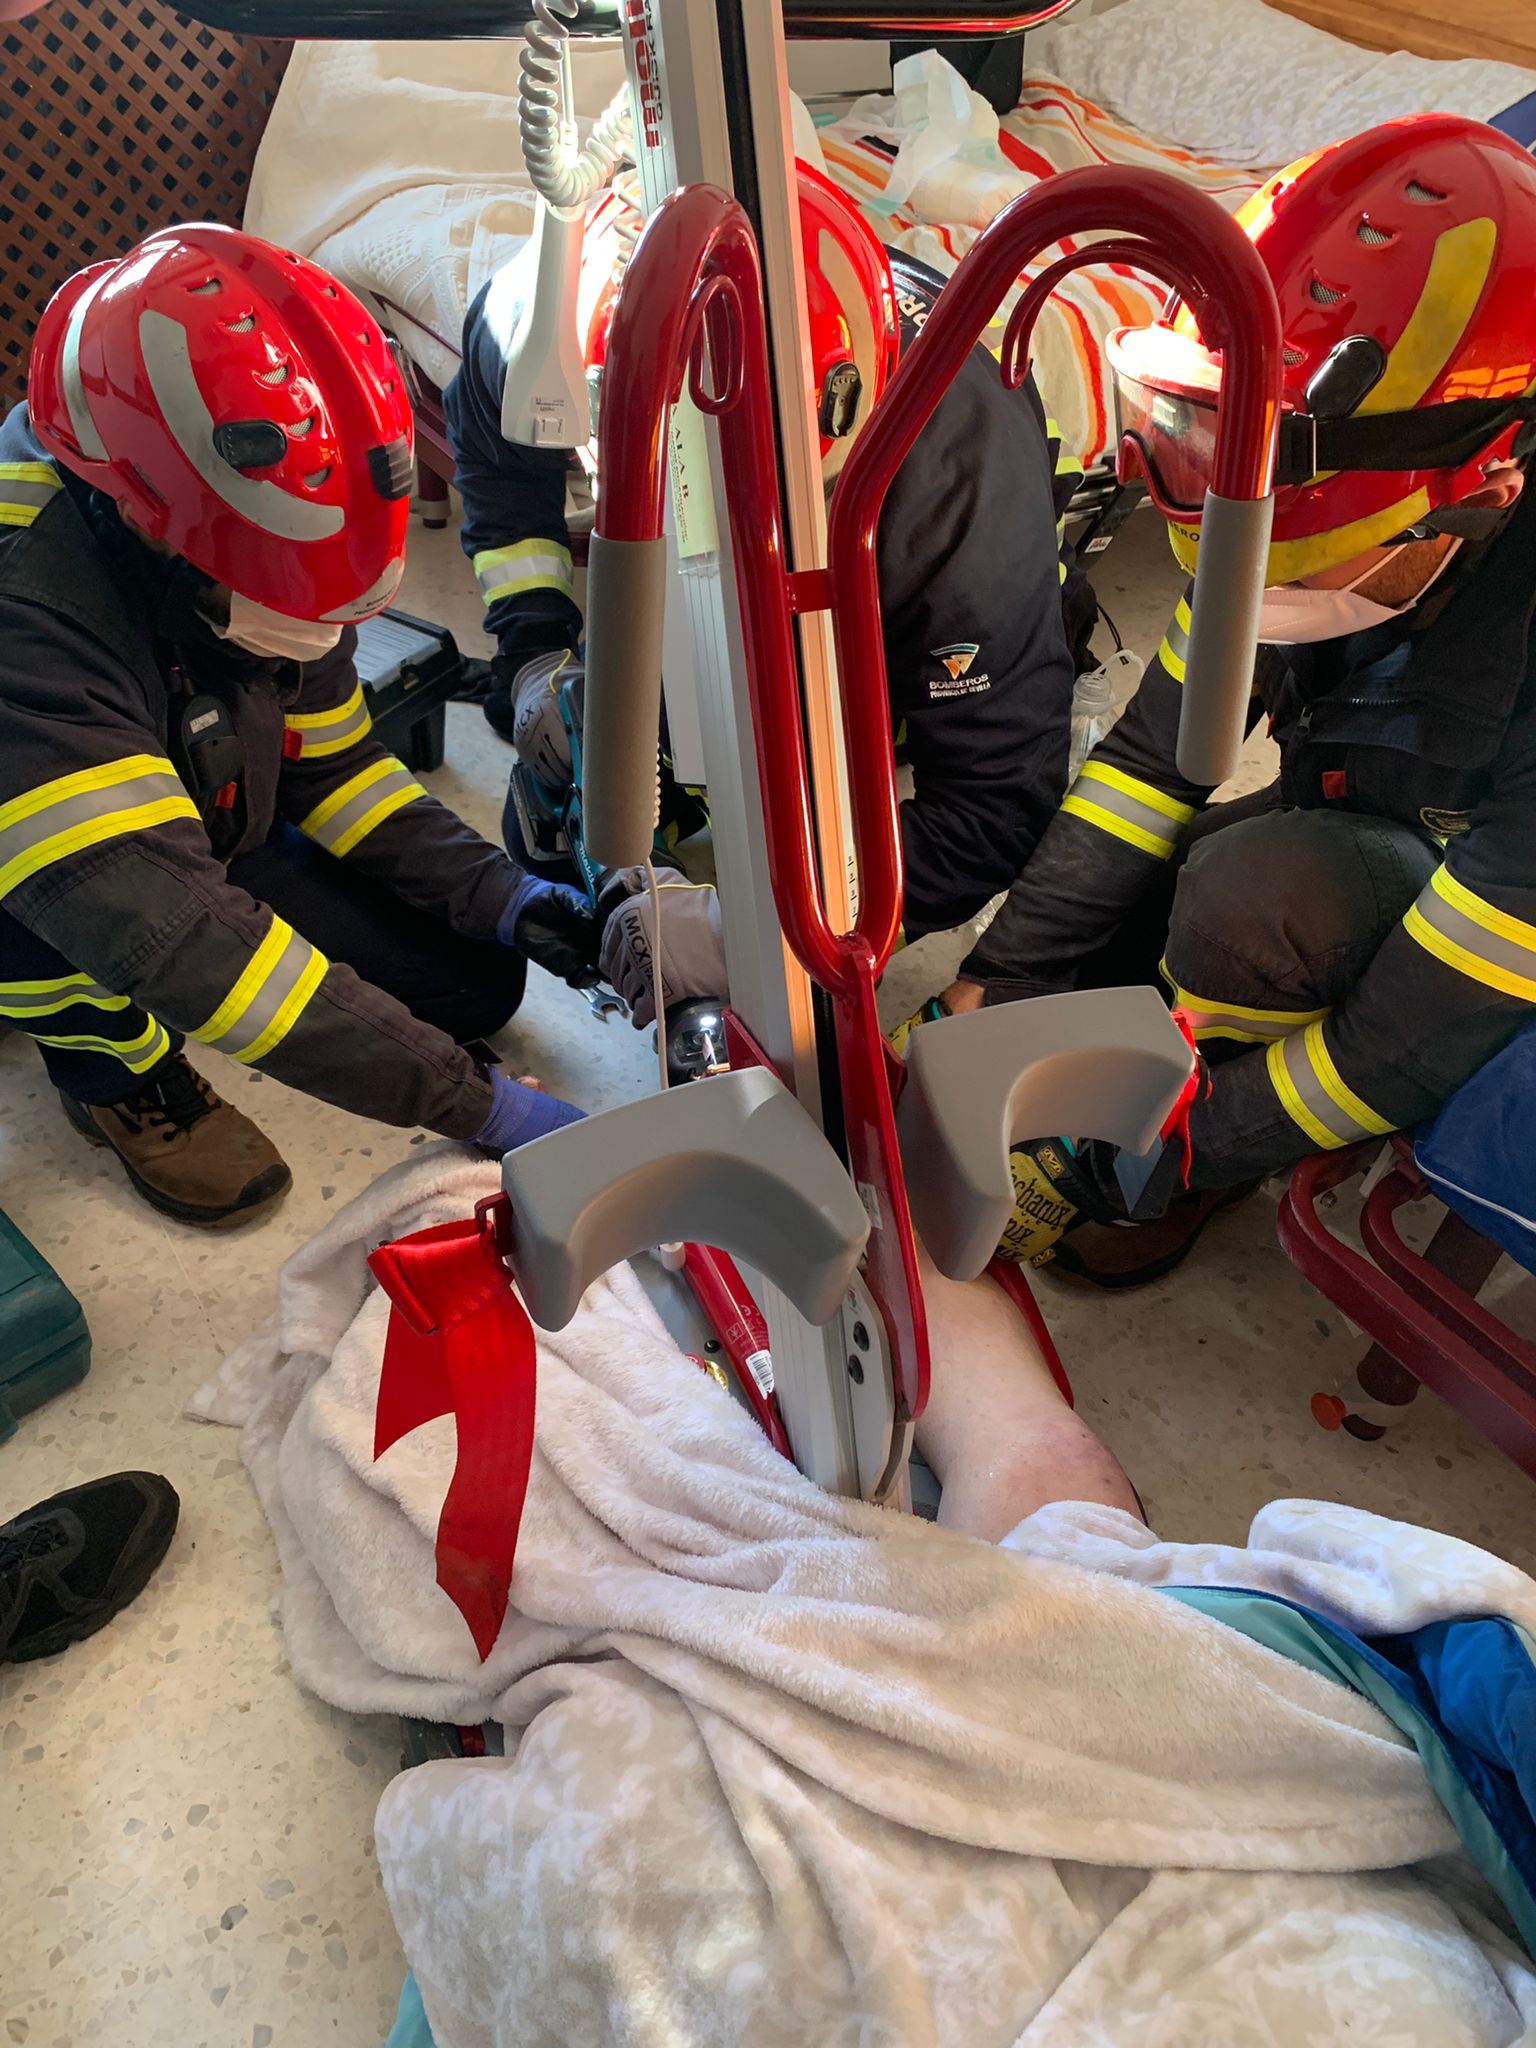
[473, 539, 574, 606]
[1156, 596, 1192, 683]
[298, 758, 427, 858]
[1161, 964, 1327, 1045]
[0, 970, 172, 1072]
[191, 917, 328, 1066]
[1059, 762, 1196, 860]
[0, 756, 200, 902]
[1266, 1021, 1395, 1151]
[29, 1015, 173, 1074]
[0, 467, 62, 528]
[1403, 865, 1536, 1003]
[0, 971, 130, 1018]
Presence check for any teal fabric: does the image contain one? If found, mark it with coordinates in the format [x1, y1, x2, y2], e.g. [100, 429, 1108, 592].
[386, 1972, 435, 2048]
[1167, 1585, 1536, 1955]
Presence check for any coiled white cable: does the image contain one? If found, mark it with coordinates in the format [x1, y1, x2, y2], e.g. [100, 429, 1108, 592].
[519, 0, 633, 214]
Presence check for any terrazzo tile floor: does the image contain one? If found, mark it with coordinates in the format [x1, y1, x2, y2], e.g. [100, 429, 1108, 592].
[4, 508, 1533, 2047]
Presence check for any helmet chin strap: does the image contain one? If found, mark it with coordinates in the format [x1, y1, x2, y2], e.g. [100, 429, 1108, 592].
[1421, 501, 1519, 544]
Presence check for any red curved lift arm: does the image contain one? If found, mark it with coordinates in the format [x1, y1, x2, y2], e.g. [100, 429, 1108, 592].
[594, 170, 1281, 1435]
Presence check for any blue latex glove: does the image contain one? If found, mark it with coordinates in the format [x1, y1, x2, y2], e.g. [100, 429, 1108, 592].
[472, 1070, 585, 1154]
[497, 872, 599, 986]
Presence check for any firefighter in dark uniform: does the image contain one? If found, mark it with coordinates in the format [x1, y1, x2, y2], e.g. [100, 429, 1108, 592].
[938, 118, 1536, 1287]
[0, 226, 596, 1228]
[443, 161, 1090, 1013]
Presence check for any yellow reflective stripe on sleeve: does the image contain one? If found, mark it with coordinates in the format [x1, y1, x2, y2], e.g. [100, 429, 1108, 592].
[298, 756, 398, 837]
[1060, 762, 1196, 860]
[1266, 1035, 1336, 1149]
[1304, 1021, 1395, 1138]
[191, 916, 328, 1064]
[1266, 1022, 1395, 1150]
[298, 757, 427, 857]
[29, 1016, 171, 1074]
[0, 798, 199, 900]
[328, 782, 425, 857]
[1079, 761, 1195, 825]
[282, 683, 373, 760]
[1403, 865, 1536, 1003]
[0, 972, 131, 1019]
[0, 461, 62, 527]
[1156, 596, 1192, 683]
[0, 754, 183, 834]
[240, 947, 328, 1065]
[0, 755, 199, 901]
[474, 539, 574, 606]
[193, 918, 288, 1047]
[1060, 796, 1171, 859]
[1161, 962, 1326, 1044]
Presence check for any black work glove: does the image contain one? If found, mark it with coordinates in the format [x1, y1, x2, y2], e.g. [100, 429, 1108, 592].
[498, 874, 600, 986]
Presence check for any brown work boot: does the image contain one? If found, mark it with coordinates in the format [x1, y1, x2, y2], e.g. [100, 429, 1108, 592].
[1039, 1180, 1263, 1291]
[59, 1055, 292, 1229]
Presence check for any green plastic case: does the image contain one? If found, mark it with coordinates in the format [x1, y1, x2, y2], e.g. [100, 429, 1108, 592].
[0, 1208, 90, 1441]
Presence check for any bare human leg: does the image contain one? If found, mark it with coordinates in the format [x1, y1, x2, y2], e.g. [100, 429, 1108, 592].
[912, 1245, 1143, 1541]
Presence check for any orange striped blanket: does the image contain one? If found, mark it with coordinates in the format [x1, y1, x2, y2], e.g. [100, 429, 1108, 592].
[817, 71, 1272, 470]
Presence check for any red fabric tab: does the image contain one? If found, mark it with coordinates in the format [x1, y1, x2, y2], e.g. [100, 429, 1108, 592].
[1322, 769, 1348, 801]
[367, 1193, 536, 1661]
[282, 726, 304, 761]
[214, 780, 239, 811]
[1161, 1009, 1209, 1190]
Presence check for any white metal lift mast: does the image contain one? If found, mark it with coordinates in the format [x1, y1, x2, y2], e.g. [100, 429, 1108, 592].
[618, 0, 872, 1493]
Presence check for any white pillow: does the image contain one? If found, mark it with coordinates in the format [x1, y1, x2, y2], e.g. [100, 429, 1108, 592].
[1028, 0, 1536, 169]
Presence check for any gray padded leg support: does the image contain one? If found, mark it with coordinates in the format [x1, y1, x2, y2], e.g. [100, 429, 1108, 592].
[583, 532, 669, 870]
[501, 1067, 871, 1330]
[897, 988, 1194, 1280]
[1176, 490, 1274, 787]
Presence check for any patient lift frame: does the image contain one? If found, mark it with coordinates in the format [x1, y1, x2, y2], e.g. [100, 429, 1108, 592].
[181, 3, 1282, 1611]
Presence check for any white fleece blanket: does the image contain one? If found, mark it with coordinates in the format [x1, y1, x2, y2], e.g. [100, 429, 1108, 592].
[194, 1151, 1536, 2047]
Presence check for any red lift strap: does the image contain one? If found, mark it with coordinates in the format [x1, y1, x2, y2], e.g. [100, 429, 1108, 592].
[1162, 1008, 1208, 1188]
[367, 1192, 535, 1661]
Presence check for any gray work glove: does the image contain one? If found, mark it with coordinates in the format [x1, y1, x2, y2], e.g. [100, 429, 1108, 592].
[598, 869, 728, 1027]
[510, 650, 584, 790]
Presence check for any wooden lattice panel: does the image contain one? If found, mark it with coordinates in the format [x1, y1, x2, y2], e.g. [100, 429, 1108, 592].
[1, 2, 290, 398]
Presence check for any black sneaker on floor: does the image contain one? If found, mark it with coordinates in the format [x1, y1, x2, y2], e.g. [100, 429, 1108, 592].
[0, 1472, 180, 1663]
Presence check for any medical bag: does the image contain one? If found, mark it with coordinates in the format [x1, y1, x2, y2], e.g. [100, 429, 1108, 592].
[0, 1206, 90, 1440]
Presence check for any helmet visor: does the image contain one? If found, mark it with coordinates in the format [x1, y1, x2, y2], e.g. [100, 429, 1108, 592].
[1113, 369, 1219, 519]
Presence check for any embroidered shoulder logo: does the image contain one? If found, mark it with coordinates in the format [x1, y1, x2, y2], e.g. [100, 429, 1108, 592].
[933, 642, 981, 679]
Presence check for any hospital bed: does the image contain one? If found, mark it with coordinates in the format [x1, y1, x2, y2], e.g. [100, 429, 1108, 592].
[230, 0, 1536, 545]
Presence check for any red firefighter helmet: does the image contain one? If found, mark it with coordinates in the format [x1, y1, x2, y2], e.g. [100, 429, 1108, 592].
[586, 161, 900, 464]
[1107, 115, 1536, 584]
[28, 224, 414, 623]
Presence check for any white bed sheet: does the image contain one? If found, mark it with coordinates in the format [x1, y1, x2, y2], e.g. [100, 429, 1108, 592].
[1029, 0, 1536, 170]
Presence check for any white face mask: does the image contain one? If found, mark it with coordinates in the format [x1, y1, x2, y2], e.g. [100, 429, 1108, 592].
[213, 592, 345, 664]
[1257, 538, 1462, 646]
